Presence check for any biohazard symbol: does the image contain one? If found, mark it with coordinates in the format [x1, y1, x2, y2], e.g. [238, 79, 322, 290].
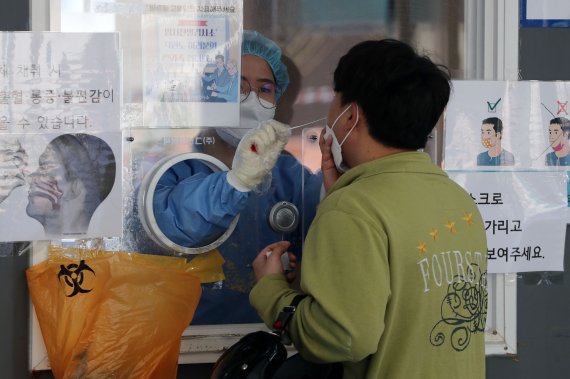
[57, 260, 95, 297]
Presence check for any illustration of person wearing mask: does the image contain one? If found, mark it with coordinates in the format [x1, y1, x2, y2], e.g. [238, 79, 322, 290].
[152, 30, 323, 324]
[26, 133, 116, 238]
[477, 117, 514, 166]
[545, 117, 570, 166]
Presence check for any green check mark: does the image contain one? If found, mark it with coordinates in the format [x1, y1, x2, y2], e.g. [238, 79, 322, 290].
[487, 98, 501, 111]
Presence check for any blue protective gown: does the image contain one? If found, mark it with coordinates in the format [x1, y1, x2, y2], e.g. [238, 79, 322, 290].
[153, 153, 322, 324]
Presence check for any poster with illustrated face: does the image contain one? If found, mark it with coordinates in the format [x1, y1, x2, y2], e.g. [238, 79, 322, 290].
[0, 132, 122, 242]
[444, 80, 570, 170]
[141, 0, 242, 127]
[0, 32, 122, 241]
[444, 80, 570, 273]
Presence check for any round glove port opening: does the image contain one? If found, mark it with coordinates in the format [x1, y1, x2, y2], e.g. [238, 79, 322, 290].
[138, 152, 240, 255]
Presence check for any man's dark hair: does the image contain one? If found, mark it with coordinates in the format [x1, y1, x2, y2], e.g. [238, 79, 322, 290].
[333, 39, 451, 149]
[482, 117, 503, 135]
[550, 117, 570, 137]
[215, 54, 225, 62]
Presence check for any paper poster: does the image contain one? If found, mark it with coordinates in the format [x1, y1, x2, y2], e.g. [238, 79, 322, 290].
[449, 172, 566, 273]
[0, 131, 122, 242]
[444, 80, 570, 208]
[521, 0, 570, 27]
[0, 32, 122, 241]
[444, 80, 569, 273]
[0, 32, 121, 134]
[444, 81, 570, 171]
[141, 1, 242, 127]
[525, 0, 570, 19]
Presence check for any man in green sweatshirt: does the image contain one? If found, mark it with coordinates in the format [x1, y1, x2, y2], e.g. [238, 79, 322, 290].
[250, 39, 488, 379]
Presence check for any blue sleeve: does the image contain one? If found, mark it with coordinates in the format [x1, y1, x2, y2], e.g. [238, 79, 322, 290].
[215, 70, 231, 87]
[203, 72, 215, 83]
[215, 77, 238, 102]
[217, 91, 237, 102]
[152, 160, 250, 247]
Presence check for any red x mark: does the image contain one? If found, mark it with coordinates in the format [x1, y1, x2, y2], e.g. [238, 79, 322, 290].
[557, 101, 568, 115]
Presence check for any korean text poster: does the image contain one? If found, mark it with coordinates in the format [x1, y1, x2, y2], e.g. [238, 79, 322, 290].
[0, 32, 122, 242]
[444, 80, 568, 273]
[141, 1, 242, 127]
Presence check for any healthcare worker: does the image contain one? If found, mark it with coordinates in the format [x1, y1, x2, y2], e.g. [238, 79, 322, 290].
[152, 30, 322, 324]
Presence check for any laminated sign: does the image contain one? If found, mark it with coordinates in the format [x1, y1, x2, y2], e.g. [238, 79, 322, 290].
[0, 32, 122, 242]
[444, 80, 569, 273]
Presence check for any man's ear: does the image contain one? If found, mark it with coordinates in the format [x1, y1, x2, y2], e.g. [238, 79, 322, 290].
[61, 178, 83, 201]
[342, 103, 360, 130]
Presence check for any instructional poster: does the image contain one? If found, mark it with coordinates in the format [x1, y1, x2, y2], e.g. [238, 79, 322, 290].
[0, 32, 122, 241]
[142, 1, 242, 127]
[448, 171, 566, 273]
[444, 80, 569, 273]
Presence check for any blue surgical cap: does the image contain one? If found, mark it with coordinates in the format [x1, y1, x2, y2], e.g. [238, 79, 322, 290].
[242, 30, 289, 100]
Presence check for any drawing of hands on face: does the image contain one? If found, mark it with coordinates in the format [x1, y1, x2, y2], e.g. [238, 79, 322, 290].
[28, 173, 63, 210]
[0, 139, 28, 204]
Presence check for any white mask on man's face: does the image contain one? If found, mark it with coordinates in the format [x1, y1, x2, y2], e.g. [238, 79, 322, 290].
[323, 104, 359, 173]
[217, 93, 276, 147]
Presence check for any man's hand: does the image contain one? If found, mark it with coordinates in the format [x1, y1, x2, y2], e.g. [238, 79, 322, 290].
[0, 140, 28, 204]
[319, 128, 340, 193]
[252, 241, 297, 283]
[227, 120, 291, 192]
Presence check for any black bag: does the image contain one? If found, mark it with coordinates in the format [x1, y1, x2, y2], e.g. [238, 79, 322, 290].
[210, 330, 287, 379]
[210, 295, 343, 379]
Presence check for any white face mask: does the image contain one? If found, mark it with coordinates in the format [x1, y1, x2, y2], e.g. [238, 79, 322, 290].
[324, 104, 359, 172]
[239, 92, 276, 129]
[217, 93, 276, 147]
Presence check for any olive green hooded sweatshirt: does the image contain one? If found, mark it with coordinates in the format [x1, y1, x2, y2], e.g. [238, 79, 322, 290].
[251, 151, 488, 379]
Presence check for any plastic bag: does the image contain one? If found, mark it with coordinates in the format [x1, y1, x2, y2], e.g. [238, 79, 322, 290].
[27, 246, 203, 379]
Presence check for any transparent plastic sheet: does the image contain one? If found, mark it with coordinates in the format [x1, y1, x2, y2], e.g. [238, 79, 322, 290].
[26, 245, 205, 379]
[519, 271, 564, 286]
[0, 241, 30, 257]
[0, 32, 123, 242]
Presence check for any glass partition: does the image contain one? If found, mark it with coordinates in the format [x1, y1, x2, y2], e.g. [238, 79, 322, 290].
[28, 0, 515, 366]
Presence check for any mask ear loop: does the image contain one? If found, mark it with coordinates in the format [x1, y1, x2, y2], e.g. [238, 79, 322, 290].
[533, 134, 564, 161]
[534, 102, 560, 160]
[288, 103, 355, 131]
[290, 117, 327, 130]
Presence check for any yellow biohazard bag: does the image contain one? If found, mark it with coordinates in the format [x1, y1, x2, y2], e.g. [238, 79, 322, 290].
[26, 246, 210, 379]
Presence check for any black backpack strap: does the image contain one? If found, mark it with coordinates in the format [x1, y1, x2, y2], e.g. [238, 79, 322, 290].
[272, 294, 307, 345]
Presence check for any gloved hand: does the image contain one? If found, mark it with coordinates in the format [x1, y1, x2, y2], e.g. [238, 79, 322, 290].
[226, 119, 290, 192]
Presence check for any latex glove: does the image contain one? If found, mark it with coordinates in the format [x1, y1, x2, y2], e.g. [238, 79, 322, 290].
[227, 119, 290, 192]
[251, 240, 297, 283]
[0, 140, 28, 204]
